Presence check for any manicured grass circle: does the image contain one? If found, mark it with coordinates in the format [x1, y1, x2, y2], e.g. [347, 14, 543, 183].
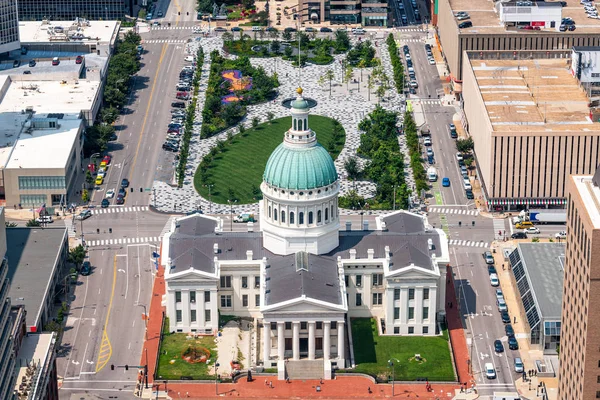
[194, 116, 345, 204]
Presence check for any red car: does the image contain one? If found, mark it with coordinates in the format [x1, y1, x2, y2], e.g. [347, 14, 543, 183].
[102, 155, 111, 165]
[75, 55, 84, 64]
[176, 91, 190, 100]
[167, 127, 180, 134]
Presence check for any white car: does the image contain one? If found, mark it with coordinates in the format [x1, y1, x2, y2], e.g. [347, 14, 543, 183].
[524, 227, 540, 234]
[555, 231, 567, 239]
[423, 138, 432, 146]
[490, 273, 499, 287]
[456, 152, 463, 161]
[106, 188, 115, 199]
[36, 215, 53, 223]
[428, 58, 435, 65]
[485, 363, 496, 379]
[184, 56, 195, 62]
[97, 167, 107, 177]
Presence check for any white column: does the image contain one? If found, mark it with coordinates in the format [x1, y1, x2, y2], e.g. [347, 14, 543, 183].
[308, 321, 316, 360]
[323, 321, 331, 360]
[263, 323, 271, 363]
[337, 321, 345, 360]
[199, 289, 205, 327]
[292, 322, 300, 360]
[210, 289, 218, 330]
[277, 322, 285, 360]
[181, 290, 190, 328]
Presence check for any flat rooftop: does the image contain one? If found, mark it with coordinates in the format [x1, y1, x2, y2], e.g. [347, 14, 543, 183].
[19, 20, 119, 45]
[448, 0, 600, 34]
[515, 243, 565, 319]
[6, 228, 67, 330]
[573, 173, 600, 228]
[14, 333, 55, 395]
[467, 57, 599, 133]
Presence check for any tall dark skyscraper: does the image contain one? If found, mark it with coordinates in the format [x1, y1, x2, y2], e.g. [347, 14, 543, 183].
[0, 0, 20, 55]
[17, 0, 133, 21]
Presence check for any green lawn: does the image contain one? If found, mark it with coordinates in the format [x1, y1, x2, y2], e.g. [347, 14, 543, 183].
[155, 333, 217, 380]
[194, 116, 345, 204]
[351, 318, 454, 382]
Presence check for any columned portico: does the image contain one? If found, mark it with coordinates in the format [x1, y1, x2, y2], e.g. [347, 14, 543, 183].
[308, 321, 316, 360]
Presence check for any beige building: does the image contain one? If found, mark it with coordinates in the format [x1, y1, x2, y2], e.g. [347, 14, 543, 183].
[436, 0, 600, 80]
[0, 73, 102, 209]
[557, 169, 600, 399]
[462, 55, 600, 209]
[298, 0, 388, 26]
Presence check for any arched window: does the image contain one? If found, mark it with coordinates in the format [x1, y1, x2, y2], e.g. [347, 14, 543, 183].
[268, 206, 271, 218]
[274, 208, 278, 221]
[317, 210, 322, 223]
[281, 210, 286, 223]
[293, 119, 297, 130]
[299, 212, 304, 225]
[325, 207, 329, 221]
[305, 119, 308, 130]
[331, 205, 334, 219]
[290, 212, 295, 224]
[308, 211, 313, 225]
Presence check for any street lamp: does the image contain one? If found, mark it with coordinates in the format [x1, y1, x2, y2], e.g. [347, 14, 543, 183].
[138, 304, 148, 341]
[215, 362, 220, 395]
[228, 199, 237, 231]
[204, 184, 214, 213]
[388, 358, 400, 397]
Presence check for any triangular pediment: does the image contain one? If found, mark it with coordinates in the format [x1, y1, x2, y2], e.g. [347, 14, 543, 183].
[165, 268, 217, 283]
[263, 296, 346, 313]
[387, 264, 440, 279]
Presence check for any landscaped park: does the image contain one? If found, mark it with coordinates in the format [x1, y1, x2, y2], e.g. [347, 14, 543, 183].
[194, 116, 346, 204]
[350, 318, 454, 382]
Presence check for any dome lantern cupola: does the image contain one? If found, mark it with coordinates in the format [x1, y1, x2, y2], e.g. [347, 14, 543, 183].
[285, 87, 315, 146]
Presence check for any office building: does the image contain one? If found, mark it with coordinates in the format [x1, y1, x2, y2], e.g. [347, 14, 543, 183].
[298, 0, 388, 26]
[0, 0, 20, 55]
[13, 333, 58, 400]
[162, 89, 450, 380]
[558, 167, 600, 399]
[435, 0, 600, 80]
[17, 0, 132, 21]
[0, 208, 17, 400]
[507, 243, 564, 354]
[462, 54, 600, 209]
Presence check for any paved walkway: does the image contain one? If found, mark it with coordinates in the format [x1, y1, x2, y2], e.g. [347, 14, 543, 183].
[140, 262, 166, 381]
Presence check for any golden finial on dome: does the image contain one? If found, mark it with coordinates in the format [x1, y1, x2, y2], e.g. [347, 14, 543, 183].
[296, 87, 303, 95]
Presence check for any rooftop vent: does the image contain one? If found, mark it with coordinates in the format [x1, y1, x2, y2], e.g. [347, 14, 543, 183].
[295, 251, 309, 272]
[213, 243, 219, 254]
[428, 238, 434, 250]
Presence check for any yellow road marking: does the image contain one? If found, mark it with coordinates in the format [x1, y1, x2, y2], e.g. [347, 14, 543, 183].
[95, 255, 118, 372]
[174, 0, 182, 26]
[126, 44, 168, 189]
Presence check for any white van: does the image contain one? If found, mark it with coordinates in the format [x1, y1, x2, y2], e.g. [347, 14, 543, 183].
[352, 28, 366, 35]
[427, 167, 438, 182]
[251, 26, 262, 31]
[485, 363, 496, 379]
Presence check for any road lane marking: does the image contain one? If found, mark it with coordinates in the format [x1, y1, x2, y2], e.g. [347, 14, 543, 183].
[125, 43, 168, 194]
[63, 275, 90, 378]
[95, 255, 117, 372]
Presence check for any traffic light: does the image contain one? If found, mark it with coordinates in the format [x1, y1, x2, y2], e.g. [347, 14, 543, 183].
[111, 364, 115, 370]
[109, 228, 112, 233]
[140, 187, 143, 192]
[125, 365, 129, 371]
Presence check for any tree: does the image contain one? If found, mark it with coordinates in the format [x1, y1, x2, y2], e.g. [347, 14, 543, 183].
[270, 40, 281, 54]
[344, 64, 354, 91]
[227, 187, 236, 202]
[375, 84, 386, 103]
[284, 45, 293, 58]
[269, 29, 280, 40]
[266, 111, 274, 123]
[85, 170, 94, 188]
[322, 69, 334, 97]
[344, 156, 360, 181]
[82, 189, 90, 203]
[334, 30, 350, 52]
[282, 30, 292, 41]
[216, 140, 226, 151]
[367, 75, 374, 101]
[68, 244, 87, 267]
[252, 116, 260, 129]
[238, 123, 246, 135]
[456, 137, 474, 153]
[26, 219, 40, 227]
[222, 32, 234, 42]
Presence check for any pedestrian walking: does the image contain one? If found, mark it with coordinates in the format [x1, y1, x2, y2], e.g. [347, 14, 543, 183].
[270, 381, 273, 388]
[514, 316, 517, 323]
[286, 377, 290, 383]
[368, 386, 372, 394]
[264, 379, 268, 386]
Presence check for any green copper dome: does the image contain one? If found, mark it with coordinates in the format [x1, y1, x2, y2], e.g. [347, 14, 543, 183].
[263, 143, 338, 190]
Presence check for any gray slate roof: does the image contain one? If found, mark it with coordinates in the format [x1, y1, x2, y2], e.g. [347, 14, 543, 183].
[516, 243, 565, 319]
[265, 252, 342, 306]
[169, 212, 440, 306]
[6, 227, 67, 328]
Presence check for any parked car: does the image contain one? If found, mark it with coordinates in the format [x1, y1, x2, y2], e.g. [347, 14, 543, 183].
[36, 215, 53, 223]
[488, 265, 496, 274]
[214, 27, 227, 32]
[525, 227, 540, 234]
[501, 310, 511, 323]
[81, 261, 91, 275]
[184, 56, 195, 62]
[490, 273, 499, 287]
[496, 288, 504, 301]
[320, 27, 332, 32]
[13, 60, 20, 68]
[508, 336, 519, 350]
[29, 60, 36, 67]
[95, 175, 104, 185]
[116, 194, 125, 204]
[171, 101, 186, 108]
[76, 55, 84, 64]
[52, 57, 60, 66]
[555, 231, 567, 239]
[483, 251, 495, 264]
[458, 21, 472, 28]
[101, 198, 110, 208]
[231, 26, 242, 32]
[423, 137, 432, 146]
[497, 298, 508, 312]
[456, 152, 463, 161]
[514, 357, 524, 373]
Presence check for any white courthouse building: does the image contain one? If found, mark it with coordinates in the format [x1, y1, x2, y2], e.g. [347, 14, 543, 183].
[161, 89, 450, 379]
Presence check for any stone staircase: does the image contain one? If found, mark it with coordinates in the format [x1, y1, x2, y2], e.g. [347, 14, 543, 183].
[285, 360, 324, 380]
